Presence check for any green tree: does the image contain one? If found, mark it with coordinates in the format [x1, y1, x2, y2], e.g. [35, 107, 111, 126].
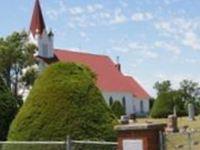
[150, 90, 186, 118]
[153, 80, 172, 96]
[0, 76, 7, 93]
[0, 31, 36, 98]
[21, 67, 39, 89]
[180, 80, 199, 103]
[149, 97, 155, 111]
[179, 79, 200, 114]
[5, 62, 117, 150]
[0, 77, 18, 141]
[111, 101, 125, 118]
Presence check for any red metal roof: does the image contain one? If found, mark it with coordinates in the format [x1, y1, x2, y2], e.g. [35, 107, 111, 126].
[52, 49, 150, 99]
[30, 0, 46, 36]
[124, 76, 150, 99]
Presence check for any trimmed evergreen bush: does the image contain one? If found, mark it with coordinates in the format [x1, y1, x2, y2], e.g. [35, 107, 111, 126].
[111, 101, 125, 118]
[0, 77, 18, 141]
[150, 91, 186, 118]
[5, 62, 116, 150]
[0, 77, 7, 93]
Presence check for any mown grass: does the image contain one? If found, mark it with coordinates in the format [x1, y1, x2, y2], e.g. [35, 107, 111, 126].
[138, 116, 200, 150]
[137, 116, 200, 129]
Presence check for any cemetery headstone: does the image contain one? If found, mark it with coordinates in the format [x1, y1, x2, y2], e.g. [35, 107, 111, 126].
[165, 115, 178, 132]
[130, 113, 137, 123]
[120, 115, 129, 124]
[130, 105, 137, 123]
[188, 103, 195, 121]
[179, 125, 188, 133]
[173, 106, 177, 117]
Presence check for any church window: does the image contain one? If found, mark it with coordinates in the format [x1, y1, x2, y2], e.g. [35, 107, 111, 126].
[140, 101, 144, 113]
[122, 97, 126, 111]
[109, 97, 113, 106]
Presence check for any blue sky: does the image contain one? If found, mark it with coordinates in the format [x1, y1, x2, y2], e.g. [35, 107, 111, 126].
[0, 0, 200, 96]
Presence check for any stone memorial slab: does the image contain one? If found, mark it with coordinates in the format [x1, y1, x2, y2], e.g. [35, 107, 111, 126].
[165, 115, 178, 132]
[188, 103, 195, 121]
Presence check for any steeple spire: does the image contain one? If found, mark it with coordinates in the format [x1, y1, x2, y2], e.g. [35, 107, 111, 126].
[30, 0, 46, 36]
[29, 0, 54, 59]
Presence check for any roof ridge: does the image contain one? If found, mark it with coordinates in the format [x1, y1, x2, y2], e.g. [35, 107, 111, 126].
[54, 48, 111, 58]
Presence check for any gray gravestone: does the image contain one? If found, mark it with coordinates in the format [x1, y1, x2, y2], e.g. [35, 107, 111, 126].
[173, 106, 177, 117]
[188, 103, 195, 121]
[165, 115, 178, 132]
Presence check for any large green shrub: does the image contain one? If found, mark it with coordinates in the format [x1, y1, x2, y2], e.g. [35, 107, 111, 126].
[150, 91, 186, 118]
[5, 62, 116, 149]
[0, 77, 7, 93]
[111, 101, 125, 118]
[0, 77, 18, 141]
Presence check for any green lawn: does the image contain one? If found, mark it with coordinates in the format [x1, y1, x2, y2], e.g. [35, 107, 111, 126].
[137, 116, 200, 129]
[137, 116, 200, 150]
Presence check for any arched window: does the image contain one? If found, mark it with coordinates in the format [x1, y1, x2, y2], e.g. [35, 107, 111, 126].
[140, 101, 144, 113]
[109, 97, 113, 106]
[122, 97, 126, 111]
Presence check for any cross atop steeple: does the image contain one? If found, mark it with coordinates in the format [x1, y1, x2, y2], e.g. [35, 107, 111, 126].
[30, 0, 46, 36]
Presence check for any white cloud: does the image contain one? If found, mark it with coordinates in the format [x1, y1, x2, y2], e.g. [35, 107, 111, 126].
[110, 8, 127, 24]
[154, 17, 200, 51]
[112, 41, 158, 59]
[46, 0, 67, 20]
[154, 18, 192, 38]
[99, 12, 111, 19]
[67, 4, 112, 27]
[69, 4, 103, 15]
[183, 32, 200, 50]
[131, 12, 153, 22]
[143, 51, 158, 59]
[111, 14, 127, 24]
[183, 58, 199, 64]
[155, 41, 181, 55]
[113, 41, 148, 53]
[68, 22, 76, 29]
[155, 21, 173, 33]
[69, 7, 84, 15]
[163, 0, 183, 5]
[129, 59, 144, 68]
[128, 42, 158, 58]
[119, 0, 128, 7]
[79, 31, 90, 41]
[46, 1, 130, 28]
[128, 42, 149, 51]
[80, 32, 86, 38]
[86, 4, 103, 13]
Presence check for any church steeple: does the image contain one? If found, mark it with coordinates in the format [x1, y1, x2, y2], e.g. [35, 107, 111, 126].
[30, 0, 46, 36]
[29, 0, 54, 59]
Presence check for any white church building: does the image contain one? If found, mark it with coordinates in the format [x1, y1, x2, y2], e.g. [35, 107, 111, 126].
[29, 0, 150, 116]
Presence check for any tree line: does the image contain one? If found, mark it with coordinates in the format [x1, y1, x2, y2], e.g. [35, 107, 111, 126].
[151, 80, 200, 118]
